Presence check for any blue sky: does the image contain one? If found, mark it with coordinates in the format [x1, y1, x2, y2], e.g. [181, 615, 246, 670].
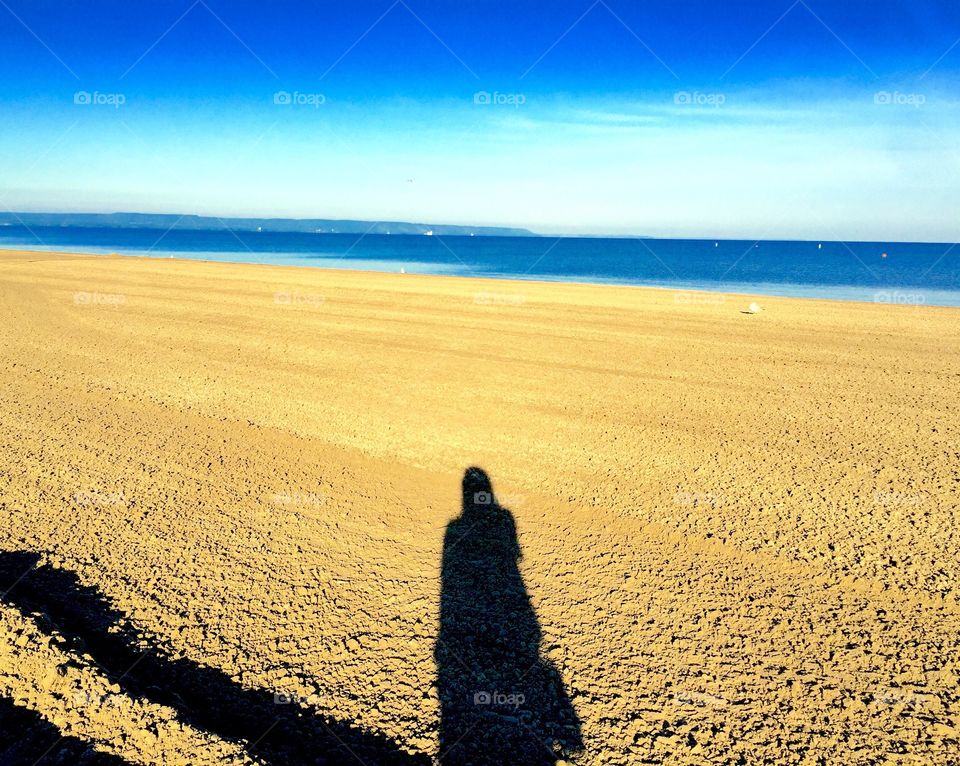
[1, 0, 959, 239]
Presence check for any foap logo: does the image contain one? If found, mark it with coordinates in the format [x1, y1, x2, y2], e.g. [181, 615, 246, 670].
[74, 691, 130, 709]
[74, 291, 126, 306]
[270, 491, 324, 507]
[473, 690, 525, 709]
[873, 290, 926, 305]
[870, 687, 931, 709]
[473, 491, 524, 507]
[873, 490, 925, 507]
[674, 691, 728, 708]
[674, 90, 725, 107]
[474, 291, 525, 306]
[273, 90, 326, 108]
[274, 291, 325, 307]
[74, 91, 126, 108]
[73, 490, 125, 507]
[674, 491, 726, 508]
[274, 691, 321, 706]
[874, 91, 925, 108]
[674, 291, 725, 306]
[473, 90, 526, 108]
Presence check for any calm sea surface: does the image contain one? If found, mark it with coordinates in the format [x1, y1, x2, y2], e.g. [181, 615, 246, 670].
[2, 226, 957, 306]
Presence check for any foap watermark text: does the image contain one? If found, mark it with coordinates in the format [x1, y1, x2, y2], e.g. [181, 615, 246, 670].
[274, 90, 326, 107]
[674, 91, 725, 107]
[74, 91, 126, 108]
[474, 91, 526, 107]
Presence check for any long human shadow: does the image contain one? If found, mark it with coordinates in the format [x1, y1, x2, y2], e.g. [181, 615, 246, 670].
[0, 695, 131, 765]
[0, 551, 429, 766]
[435, 468, 583, 765]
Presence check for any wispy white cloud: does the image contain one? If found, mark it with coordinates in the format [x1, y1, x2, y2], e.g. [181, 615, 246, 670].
[2, 79, 959, 241]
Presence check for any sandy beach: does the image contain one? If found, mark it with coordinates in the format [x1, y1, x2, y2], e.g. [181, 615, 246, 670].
[1, 247, 958, 764]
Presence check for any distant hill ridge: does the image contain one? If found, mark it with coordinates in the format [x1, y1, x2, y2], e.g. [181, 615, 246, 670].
[0, 212, 535, 237]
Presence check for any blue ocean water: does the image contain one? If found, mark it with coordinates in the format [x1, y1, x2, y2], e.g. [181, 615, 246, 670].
[2, 225, 958, 306]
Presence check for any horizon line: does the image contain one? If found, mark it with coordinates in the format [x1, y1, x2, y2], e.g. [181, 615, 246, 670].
[2, 209, 959, 246]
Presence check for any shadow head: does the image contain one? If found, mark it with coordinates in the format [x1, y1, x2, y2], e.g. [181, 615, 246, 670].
[462, 466, 496, 513]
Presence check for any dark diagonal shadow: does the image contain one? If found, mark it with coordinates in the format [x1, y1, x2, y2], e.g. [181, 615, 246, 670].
[435, 468, 583, 765]
[0, 551, 429, 766]
[0, 695, 131, 765]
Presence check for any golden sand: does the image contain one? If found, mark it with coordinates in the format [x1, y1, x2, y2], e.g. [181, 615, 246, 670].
[0, 248, 958, 764]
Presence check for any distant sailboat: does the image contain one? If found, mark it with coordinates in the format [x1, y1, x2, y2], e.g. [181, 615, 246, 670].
[818, 243, 822, 250]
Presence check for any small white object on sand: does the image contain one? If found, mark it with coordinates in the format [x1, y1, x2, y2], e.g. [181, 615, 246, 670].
[747, 302, 762, 314]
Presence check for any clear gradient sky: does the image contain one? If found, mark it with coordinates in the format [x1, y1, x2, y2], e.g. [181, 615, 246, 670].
[1, 0, 959, 240]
